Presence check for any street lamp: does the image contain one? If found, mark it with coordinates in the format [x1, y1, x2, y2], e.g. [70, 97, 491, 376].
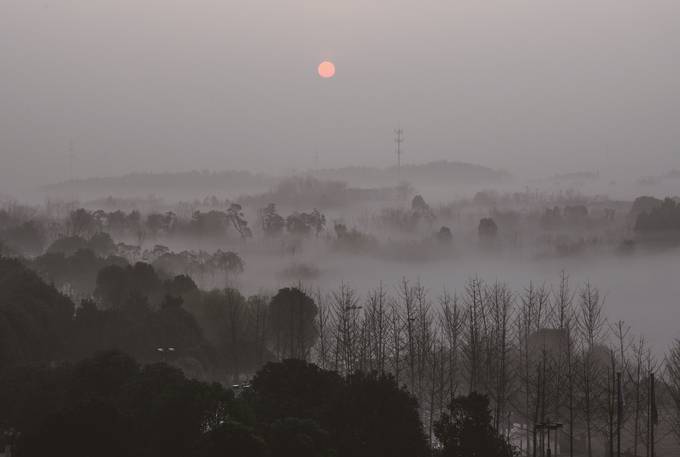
[535, 419, 563, 457]
[231, 382, 252, 398]
[156, 346, 176, 363]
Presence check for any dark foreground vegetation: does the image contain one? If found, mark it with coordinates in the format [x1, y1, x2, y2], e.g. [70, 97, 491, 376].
[0, 256, 516, 456]
[0, 352, 435, 457]
[2, 254, 680, 456]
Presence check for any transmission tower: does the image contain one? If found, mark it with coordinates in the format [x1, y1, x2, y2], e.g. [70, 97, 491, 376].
[394, 127, 404, 172]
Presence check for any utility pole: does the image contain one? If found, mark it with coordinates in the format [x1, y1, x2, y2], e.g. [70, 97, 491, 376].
[394, 127, 404, 174]
[650, 372, 656, 457]
[617, 372, 622, 457]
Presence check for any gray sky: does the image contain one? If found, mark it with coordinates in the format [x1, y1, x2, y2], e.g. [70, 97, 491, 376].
[1, 0, 679, 193]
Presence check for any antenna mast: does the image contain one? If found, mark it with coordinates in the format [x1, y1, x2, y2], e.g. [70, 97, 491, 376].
[394, 127, 404, 173]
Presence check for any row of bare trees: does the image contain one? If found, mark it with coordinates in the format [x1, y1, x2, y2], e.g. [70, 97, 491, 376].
[297, 274, 675, 457]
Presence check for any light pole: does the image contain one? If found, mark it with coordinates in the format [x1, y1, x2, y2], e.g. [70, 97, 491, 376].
[535, 419, 563, 457]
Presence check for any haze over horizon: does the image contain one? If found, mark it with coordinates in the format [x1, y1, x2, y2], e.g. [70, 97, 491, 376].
[5, 4, 680, 454]
[2, 0, 680, 194]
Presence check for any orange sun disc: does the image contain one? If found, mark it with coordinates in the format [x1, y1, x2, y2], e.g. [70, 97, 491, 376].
[318, 60, 336, 78]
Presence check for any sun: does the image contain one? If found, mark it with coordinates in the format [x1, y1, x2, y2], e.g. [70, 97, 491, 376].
[318, 60, 336, 79]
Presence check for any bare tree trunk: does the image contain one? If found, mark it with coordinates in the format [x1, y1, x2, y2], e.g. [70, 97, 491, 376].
[400, 278, 417, 392]
[439, 290, 462, 404]
[577, 282, 605, 457]
[390, 303, 403, 386]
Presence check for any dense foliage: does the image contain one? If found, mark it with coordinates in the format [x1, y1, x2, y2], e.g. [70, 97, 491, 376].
[0, 353, 437, 457]
[635, 198, 680, 232]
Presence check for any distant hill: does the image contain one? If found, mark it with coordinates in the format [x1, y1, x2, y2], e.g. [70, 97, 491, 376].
[310, 160, 510, 187]
[42, 170, 276, 200]
[42, 161, 510, 201]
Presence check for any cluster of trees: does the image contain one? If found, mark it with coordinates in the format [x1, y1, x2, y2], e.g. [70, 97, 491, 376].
[635, 198, 680, 233]
[0, 349, 519, 457]
[30, 248, 128, 298]
[0, 351, 235, 457]
[57, 204, 331, 245]
[301, 276, 677, 456]
[0, 256, 208, 369]
[148, 247, 244, 286]
[478, 217, 499, 240]
[63, 205, 253, 242]
[0, 220, 46, 256]
[83, 265, 326, 381]
[0, 256, 314, 383]
[26, 243, 244, 298]
[46, 232, 117, 256]
[0, 257, 74, 368]
[540, 205, 592, 229]
[374, 194, 436, 233]
[259, 204, 326, 238]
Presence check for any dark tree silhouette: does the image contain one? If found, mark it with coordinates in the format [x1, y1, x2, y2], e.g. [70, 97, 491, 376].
[330, 371, 429, 457]
[478, 218, 498, 240]
[194, 421, 268, 457]
[20, 400, 133, 457]
[94, 262, 164, 309]
[228, 203, 253, 239]
[635, 197, 680, 232]
[0, 220, 46, 256]
[437, 226, 453, 244]
[251, 359, 342, 425]
[268, 288, 319, 360]
[434, 392, 517, 457]
[12, 351, 236, 457]
[268, 417, 332, 457]
[0, 257, 74, 368]
[260, 203, 285, 237]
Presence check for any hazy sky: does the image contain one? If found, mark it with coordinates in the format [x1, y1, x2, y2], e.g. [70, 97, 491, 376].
[2, 0, 679, 193]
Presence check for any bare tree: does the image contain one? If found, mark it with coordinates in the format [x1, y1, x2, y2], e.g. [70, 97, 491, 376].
[631, 336, 649, 456]
[665, 339, 680, 445]
[314, 289, 331, 369]
[439, 289, 463, 403]
[414, 279, 434, 399]
[462, 277, 485, 394]
[399, 278, 418, 391]
[577, 282, 606, 457]
[486, 281, 514, 434]
[389, 298, 405, 386]
[331, 283, 362, 376]
[365, 282, 389, 375]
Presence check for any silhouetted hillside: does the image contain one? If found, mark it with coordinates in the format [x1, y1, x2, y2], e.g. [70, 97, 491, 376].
[42, 161, 510, 201]
[42, 170, 276, 200]
[311, 160, 511, 187]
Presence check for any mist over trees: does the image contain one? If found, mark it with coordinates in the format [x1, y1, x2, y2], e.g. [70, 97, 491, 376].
[2, 177, 680, 455]
[3, 0, 680, 452]
[4, 243, 680, 455]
